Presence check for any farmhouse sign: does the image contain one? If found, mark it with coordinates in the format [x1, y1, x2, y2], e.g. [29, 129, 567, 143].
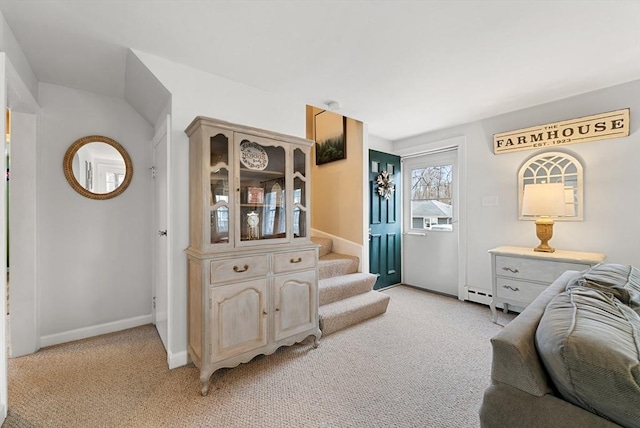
[493, 108, 630, 155]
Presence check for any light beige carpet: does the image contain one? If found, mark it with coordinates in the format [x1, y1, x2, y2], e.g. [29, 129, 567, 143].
[4, 286, 514, 428]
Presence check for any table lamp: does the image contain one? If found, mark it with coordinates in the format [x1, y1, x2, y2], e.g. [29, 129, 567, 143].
[521, 182, 566, 252]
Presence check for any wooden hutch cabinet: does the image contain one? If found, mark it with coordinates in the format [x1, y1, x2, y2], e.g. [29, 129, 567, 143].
[185, 116, 321, 395]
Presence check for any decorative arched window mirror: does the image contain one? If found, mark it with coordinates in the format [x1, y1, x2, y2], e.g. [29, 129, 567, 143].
[518, 151, 583, 221]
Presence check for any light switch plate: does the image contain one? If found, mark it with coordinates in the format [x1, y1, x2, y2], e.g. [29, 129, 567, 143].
[482, 196, 499, 207]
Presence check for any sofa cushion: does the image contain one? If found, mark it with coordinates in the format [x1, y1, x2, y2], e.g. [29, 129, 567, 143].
[535, 285, 640, 428]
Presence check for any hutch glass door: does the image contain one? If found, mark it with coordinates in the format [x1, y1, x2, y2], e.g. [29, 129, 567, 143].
[209, 132, 231, 246]
[236, 134, 287, 245]
[293, 147, 308, 239]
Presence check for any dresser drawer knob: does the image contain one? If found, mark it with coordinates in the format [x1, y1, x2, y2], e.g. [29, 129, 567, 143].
[233, 264, 249, 273]
[502, 267, 519, 273]
[502, 285, 520, 292]
[290, 257, 302, 264]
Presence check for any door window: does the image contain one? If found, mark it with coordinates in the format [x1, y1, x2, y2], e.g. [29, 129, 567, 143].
[410, 164, 453, 232]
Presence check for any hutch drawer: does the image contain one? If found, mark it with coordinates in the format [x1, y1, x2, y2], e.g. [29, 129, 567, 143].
[209, 255, 269, 284]
[273, 249, 317, 273]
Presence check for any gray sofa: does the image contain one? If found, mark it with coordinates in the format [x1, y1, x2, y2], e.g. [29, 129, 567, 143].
[480, 268, 638, 428]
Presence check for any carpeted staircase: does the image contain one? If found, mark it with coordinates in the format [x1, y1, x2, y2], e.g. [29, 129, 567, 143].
[313, 237, 390, 335]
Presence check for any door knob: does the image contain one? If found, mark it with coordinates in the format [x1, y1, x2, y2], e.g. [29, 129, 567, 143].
[158, 230, 167, 236]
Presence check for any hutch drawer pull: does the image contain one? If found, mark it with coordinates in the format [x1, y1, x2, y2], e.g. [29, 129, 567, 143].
[233, 264, 249, 273]
[290, 257, 302, 264]
[502, 285, 520, 292]
[502, 267, 520, 273]
[263, 310, 267, 316]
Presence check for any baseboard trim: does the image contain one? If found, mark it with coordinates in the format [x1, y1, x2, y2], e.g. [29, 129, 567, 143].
[168, 350, 188, 369]
[40, 314, 153, 348]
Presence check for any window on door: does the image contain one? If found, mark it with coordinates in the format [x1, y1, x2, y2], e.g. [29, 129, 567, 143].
[410, 164, 453, 232]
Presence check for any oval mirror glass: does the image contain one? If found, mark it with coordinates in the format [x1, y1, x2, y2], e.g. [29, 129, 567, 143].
[63, 135, 133, 200]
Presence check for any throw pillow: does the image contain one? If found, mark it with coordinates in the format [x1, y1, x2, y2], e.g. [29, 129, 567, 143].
[536, 286, 640, 428]
[567, 263, 640, 313]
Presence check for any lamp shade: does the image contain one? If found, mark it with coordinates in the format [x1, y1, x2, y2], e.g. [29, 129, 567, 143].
[522, 183, 566, 217]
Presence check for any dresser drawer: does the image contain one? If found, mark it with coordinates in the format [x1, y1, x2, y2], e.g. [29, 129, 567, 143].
[210, 255, 269, 284]
[495, 256, 589, 283]
[273, 249, 316, 273]
[495, 278, 548, 304]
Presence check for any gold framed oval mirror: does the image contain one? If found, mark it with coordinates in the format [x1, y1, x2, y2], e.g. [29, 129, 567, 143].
[63, 135, 133, 200]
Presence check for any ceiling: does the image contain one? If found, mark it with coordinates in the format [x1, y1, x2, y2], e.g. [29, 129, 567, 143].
[1, 1, 639, 141]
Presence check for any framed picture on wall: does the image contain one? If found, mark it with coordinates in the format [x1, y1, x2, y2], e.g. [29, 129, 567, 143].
[314, 110, 347, 165]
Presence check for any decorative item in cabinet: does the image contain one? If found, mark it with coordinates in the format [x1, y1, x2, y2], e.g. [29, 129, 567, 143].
[246, 187, 264, 204]
[185, 116, 320, 395]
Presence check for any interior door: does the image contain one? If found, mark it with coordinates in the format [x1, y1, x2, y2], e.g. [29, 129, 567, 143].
[369, 150, 401, 289]
[153, 116, 170, 352]
[402, 149, 458, 296]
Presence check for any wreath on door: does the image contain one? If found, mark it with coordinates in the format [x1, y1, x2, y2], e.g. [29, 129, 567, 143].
[376, 170, 395, 200]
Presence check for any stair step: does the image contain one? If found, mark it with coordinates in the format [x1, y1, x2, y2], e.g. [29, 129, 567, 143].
[319, 272, 377, 306]
[319, 291, 391, 336]
[318, 253, 359, 280]
[311, 236, 332, 258]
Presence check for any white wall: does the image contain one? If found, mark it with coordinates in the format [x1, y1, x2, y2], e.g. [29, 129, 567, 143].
[0, 11, 37, 103]
[124, 50, 171, 128]
[368, 134, 394, 153]
[133, 49, 307, 367]
[394, 80, 640, 294]
[9, 111, 38, 357]
[37, 83, 154, 345]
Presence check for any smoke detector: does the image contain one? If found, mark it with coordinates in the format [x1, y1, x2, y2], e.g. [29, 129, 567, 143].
[326, 101, 341, 111]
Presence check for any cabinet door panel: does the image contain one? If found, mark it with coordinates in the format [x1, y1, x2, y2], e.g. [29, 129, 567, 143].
[273, 270, 317, 342]
[210, 280, 268, 362]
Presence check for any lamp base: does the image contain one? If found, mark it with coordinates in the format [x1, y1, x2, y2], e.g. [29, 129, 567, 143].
[533, 243, 555, 253]
[533, 218, 556, 253]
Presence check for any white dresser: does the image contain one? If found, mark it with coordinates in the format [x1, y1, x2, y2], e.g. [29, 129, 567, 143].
[488, 246, 605, 322]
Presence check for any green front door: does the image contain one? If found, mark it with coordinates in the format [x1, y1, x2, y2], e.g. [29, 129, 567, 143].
[369, 150, 401, 289]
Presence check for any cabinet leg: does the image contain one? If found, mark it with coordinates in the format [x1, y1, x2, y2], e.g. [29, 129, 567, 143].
[313, 335, 320, 349]
[200, 376, 210, 396]
[490, 300, 497, 323]
[503, 303, 509, 314]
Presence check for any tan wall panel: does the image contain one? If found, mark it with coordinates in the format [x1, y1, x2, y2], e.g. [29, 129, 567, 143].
[307, 106, 363, 245]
